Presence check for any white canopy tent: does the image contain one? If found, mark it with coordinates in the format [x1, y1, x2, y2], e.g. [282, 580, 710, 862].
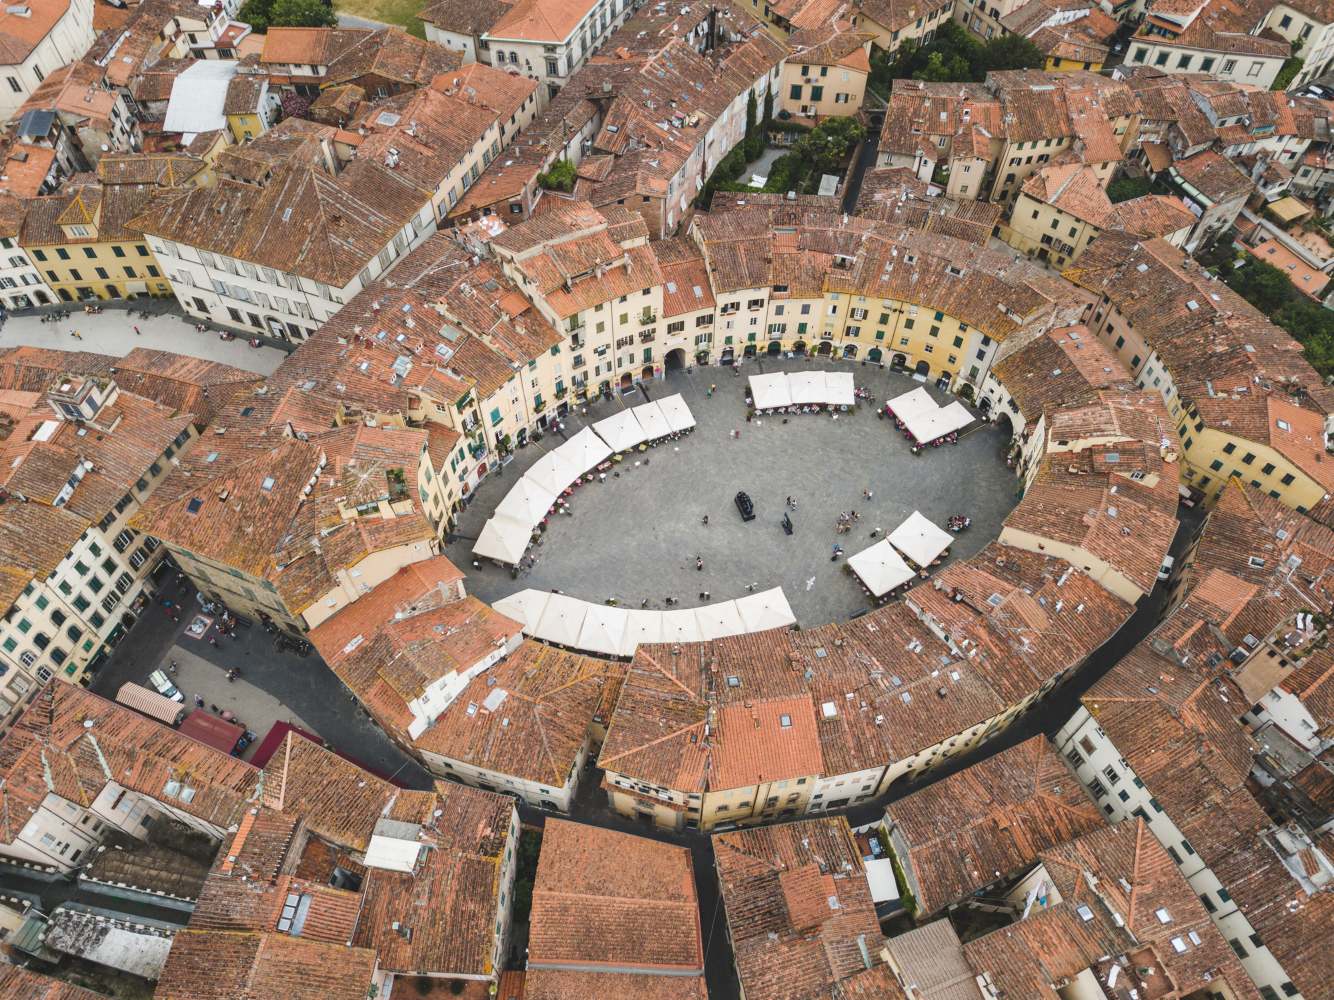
[788, 371, 827, 406]
[696, 601, 746, 641]
[888, 511, 954, 567]
[593, 408, 649, 452]
[524, 450, 583, 496]
[576, 604, 631, 657]
[533, 593, 589, 648]
[825, 371, 856, 407]
[661, 608, 704, 643]
[620, 609, 665, 656]
[551, 426, 611, 474]
[734, 587, 797, 632]
[472, 515, 532, 565]
[887, 387, 973, 442]
[490, 589, 550, 633]
[749, 372, 792, 409]
[493, 478, 559, 528]
[657, 394, 696, 432]
[632, 400, 672, 441]
[847, 540, 916, 598]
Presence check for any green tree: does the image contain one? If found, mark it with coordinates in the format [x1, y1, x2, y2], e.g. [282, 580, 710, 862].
[244, 0, 335, 30]
[1106, 176, 1152, 203]
[537, 159, 577, 192]
[914, 51, 970, 82]
[977, 34, 1046, 73]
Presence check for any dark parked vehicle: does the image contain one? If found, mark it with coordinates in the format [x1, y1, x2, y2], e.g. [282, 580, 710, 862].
[735, 491, 756, 521]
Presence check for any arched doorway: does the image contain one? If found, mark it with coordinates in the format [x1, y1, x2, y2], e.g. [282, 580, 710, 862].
[720, 347, 735, 365]
[842, 344, 857, 359]
[743, 344, 757, 359]
[792, 341, 807, 355]
[891, 353, 907, 370]
[816, 341, 832, 356]
[695, 350, 709, 366]
[978, 395, 992, 414]
[641, 364, 654, 380]
[914, 360, 930, 376]
[619, 372, 633, 389]
[766, 340, 781, 356]
[867, 347, 882, 364]
[665, 348, 686, 371]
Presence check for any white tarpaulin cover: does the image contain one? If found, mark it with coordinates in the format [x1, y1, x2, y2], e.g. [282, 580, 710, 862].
[888, 510, 954, 567]
[657, 394, 696, 431]
[524, 450, 583, 495]
[749, 372, 792, 409]
[936, 401, 974, 435]
[633, 400, 672, 440]
[696, 601, 746, 641]
[847, 540, 916, 597]
[620, 609, 665, 656]
[863, 858, 902, 905]
[661, 608, 704, 643]
[552, 426, 611, 474]
[494, 478, 558, 528]
[491, 589, 550, 633]
[472, 515, 532, 565]
[164, 60, 238, 137]
[593, 408, 649, 452]
[533, 593, 589, 647]
[788, 371, 826, 405]
[734, 587, 797, 632]
[576, 604, 630, 657]
[887, 387, 937, 422]
[825, 371, 856, 407]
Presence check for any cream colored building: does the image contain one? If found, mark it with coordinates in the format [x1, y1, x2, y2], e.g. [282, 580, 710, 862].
[0, 378, 195, 729]
[0, 0, 95, 119]
[779, 30, 872, 122]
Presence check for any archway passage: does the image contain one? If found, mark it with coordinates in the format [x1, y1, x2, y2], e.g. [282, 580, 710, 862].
[641, 364, 654, 380]
[619, 372, 633, 389]
[720, 347, 735, 364]
[665, 348, 686, 371]
[816, 341, 832, 356]
[867, 347, 882, 364]
[891, 353, 907, 370]
[767, 340, 782, 356]
[914, 360, 929, 376]
[792, 341, 807, 355]
[743, 344, 757, 358]
[842, 344, 857, 359]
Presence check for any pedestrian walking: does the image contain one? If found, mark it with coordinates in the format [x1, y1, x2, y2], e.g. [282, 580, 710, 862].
[863, 488, 873, 500]
[695, 556, 704, 571]
[701, 514, 709, 526]
[702, 591, 710, 600]
[641, 598, 650, 608]
[133, 325, 141, 335]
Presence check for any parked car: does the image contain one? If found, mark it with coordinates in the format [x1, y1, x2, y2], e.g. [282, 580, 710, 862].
[1157, 555, 1176, 582]
[735, 491, 756, 522]
[147, 669, 183, 702]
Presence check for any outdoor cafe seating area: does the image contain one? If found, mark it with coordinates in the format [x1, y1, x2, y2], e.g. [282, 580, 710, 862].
[492, 586, 797, 658]
[847, 510, 955, 603]
[473, 395, 697, 566]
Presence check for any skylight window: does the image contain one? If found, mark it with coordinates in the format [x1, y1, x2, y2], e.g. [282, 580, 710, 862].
[779, 714, 792, 728]
[186, 498, 203, 514]
[1155, 907, 1172, 924]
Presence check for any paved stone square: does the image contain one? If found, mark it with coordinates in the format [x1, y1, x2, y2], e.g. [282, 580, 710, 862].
[448, 358, 1022, 626]
[0, 304, 288, 374]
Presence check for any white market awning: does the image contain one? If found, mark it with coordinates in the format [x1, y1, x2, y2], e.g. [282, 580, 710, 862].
[620, 609, 665, 656]
[887, 386, 937, 422]
[888, 511, 954, 568]
[472, 515, 532, 565]
[695, 601, 746, 640]
[788, 371, 827, 405]
[593, 408, 649, 452]
[493, 478, 559, 529]
[887, 388, 973, 442]
[532, 592, 589, 647]
[632, 400, 672, 441]
[551, 426, 612, 475]
[576, 604, 630, 657]
[825, 371, 856, 407]
[734, 587, 797, 632]
[657, 394, 696, 432]
[490, 589, 550, 634]
[847, 540, 916, 597]
[660, 608, 704, 643]
[749, 372, 792, 409]
[524, 450, 583, 496]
